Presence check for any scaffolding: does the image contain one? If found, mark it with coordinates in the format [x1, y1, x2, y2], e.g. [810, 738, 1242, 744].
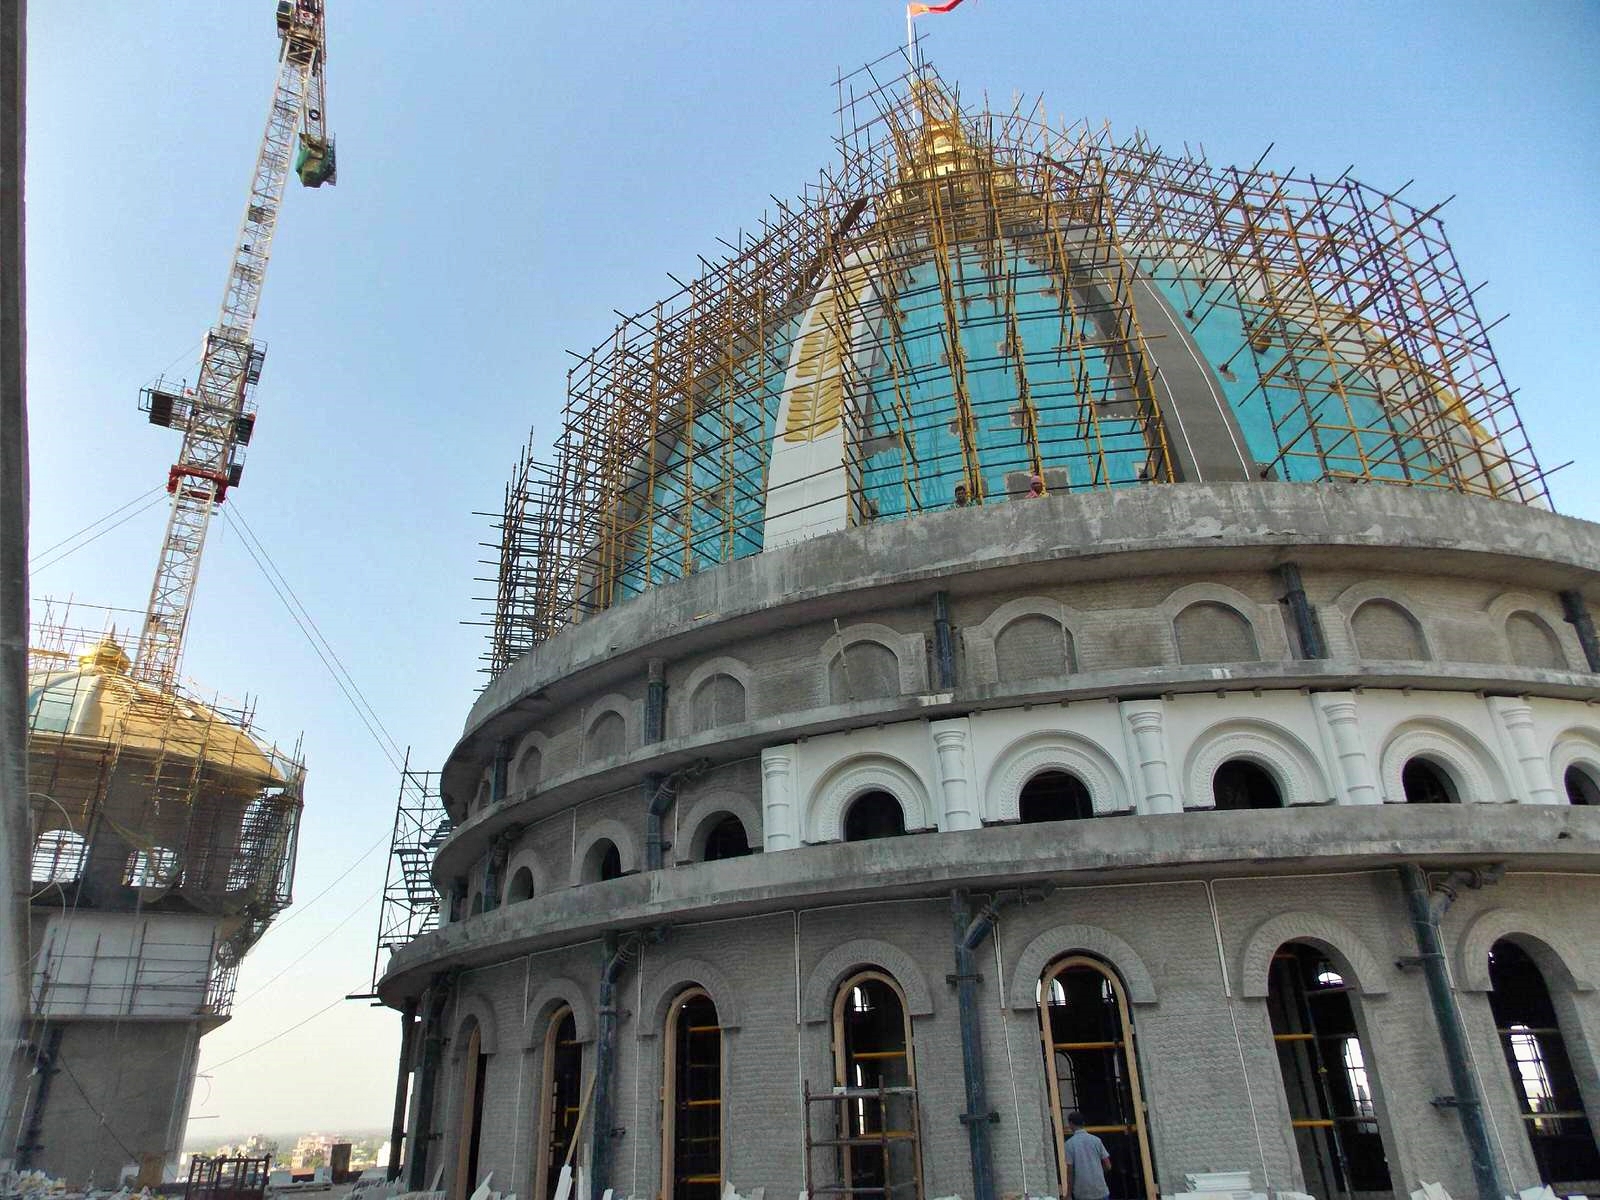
[483, 56, 1548, 677]
[371, 753, 450, 989]
[24, 599, 305, 1014]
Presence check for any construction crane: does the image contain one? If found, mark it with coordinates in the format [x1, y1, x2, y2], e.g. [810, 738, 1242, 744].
[134, 0, 336, 688]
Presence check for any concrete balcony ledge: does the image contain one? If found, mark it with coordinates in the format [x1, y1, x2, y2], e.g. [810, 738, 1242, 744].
[380, 803, 1600, 1003]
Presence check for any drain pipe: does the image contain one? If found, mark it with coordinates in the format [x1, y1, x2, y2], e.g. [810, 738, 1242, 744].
[1397, 863, 1507, 1200]
[933, 591, 957, 689]
[952, 888, 1034, 1200]
[591, 930, 644, 1197]
[406, 975, 453, 1190]
[387, 998, 418, 1181]
[1276, 562, 1326, 659]
[1560, 590, 1600, 672]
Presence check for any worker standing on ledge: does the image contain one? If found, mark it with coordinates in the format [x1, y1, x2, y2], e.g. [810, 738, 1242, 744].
[1062, 1111, 1112, 1200]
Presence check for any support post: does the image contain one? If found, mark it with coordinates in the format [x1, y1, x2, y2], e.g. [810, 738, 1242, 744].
[932, 591, 957, 689]
[406, 978, 452, 1191]
[1277, 562, 1326, 659]
[1397, 863, 1507, 1200]
[1560, 590, 1600, 672]
[387, 998, 418, 1181]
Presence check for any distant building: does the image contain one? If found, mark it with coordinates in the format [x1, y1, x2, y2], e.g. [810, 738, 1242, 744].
[375, 64, 1600, 1200]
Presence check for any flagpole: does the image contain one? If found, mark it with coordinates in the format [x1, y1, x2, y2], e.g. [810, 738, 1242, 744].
[906, 6, 915, 70]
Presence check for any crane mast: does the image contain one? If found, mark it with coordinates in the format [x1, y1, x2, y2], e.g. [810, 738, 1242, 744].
[133, 1, 334, 688]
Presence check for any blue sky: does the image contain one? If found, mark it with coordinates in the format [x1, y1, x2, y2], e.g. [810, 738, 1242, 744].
[25, 0, 1600, 1138]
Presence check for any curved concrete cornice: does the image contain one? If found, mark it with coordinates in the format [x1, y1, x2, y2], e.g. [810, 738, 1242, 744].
[379, 805, 1600, 1006]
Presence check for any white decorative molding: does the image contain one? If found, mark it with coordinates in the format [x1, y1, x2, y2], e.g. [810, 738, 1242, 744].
[1006, 924, 1158, 1007]
[1313, 692, 1381, 805]
[1486, 696, 1558, 804]
[1455, 907, 1597, 994]
[761, 746, 800, 852]
[1377, 718, 1505, 804]
[451, 990, 500, 1056]
[675, 655, 755, 737]
[985, 730, 1131, 819]
[1120, 700, 1178, 813]
[1550, 727, 1600, 804]
[522, 976, 597, 1045]
[929, 718, 979, 831]
[1238, 911, 1389, 998]
[638, 956, 744, 1035]
[1182, 718, 1331, 809]
[675, 788, 763, 863]
[800, 938, 935, 1023]
[818, 622, 927, 698]
[807, 752, 933, 842]
[569, 817, 640, 885]
[503, 844, 550, 899]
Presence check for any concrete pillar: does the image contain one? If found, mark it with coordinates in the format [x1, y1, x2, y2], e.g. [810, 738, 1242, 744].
[930, 718, 977, 830]
[1314, 692, 1381, 805]
[1120, 700, 1178, 813]
[1487, 696, 1558, 804]
[761, 746, 800, 850]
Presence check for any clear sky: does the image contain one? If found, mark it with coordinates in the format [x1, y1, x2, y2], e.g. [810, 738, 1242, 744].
[24, 0, 1600, 1140]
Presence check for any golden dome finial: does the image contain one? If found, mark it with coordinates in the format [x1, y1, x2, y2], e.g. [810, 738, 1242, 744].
[79, 636, 131, 675]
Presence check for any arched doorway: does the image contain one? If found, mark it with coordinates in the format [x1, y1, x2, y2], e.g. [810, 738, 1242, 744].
[452, 1022, 488, 1200]
[1037, 956, 1156, 1198]
[1401, 758, 1457, 804]
[842, 791, 905, 841]
[1487, 939, 1600, 1187]
[534, 1007, 582, 1200]
[1213, 760, 1283, 810]
[1018, 771, 1093, 822]
[1266, 943, 1392, 1195]
[701, 815, 751, 861]
[833, 971, 922, 1195]
[662, 988, 723, 1200]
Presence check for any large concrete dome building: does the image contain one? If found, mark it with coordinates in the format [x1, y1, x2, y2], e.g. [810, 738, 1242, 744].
[375, 65, 1600, 1200]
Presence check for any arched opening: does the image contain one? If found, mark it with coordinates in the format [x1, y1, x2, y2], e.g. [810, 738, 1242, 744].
[581, 839, 624, 883]
[506, 866, 535, 904]
[1402, 757, 1458, 804]
[995, 614, 1074, 682]
[1213, 760, 1283, 811]
[587, 710, 627, 762]
[123, 846, 178, 887]
[515, 745, 542, 792]
[842, 791, 905, 842]
[1174, 601, 1258, 665]
[662, 988, 723, 1200]
[469, 893, 486, 917]
[833, 971, 921, 1196]
[1266, 942, 1392, 1195]
[452, 1023, 488, 1200]
[1037, 955, 1156, 1199]
[690, 674, 746, 733]
[31, 829, 86, 884]
[1018, 771, 1093, 822]
[1351, 599, 1428, 660]
[701, 815, 751, 861]
[1506, 612, 1566, 670]
[829, 641, 900, 704]
[1487, 939, 1600, 1187]
[1565, 765, 1600, 807]
[534, 1007, 583, 1200]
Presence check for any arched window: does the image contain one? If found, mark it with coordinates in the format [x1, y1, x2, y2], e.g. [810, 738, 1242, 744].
[833, 972, 921, 1195]
[1506, 613, 1566, 670]
[1174, 602, 1258, 665]
[1037, 956, 1156, 1199]
[506, 866, 535, 904]
[515, 745, 542, 792]
[995, 615, 1074, 683]
[27, 675, 84, 734]
[829, 642, 900, 704]
[534, 1007, 583, 1200]
[661, 988, 723, 1200]
[1019, 771, 1093, 822]
[124, 846, 178, 887]
[842, 791, 905, 842]
[587, 711, 627, 762]
[452, 1022, 488, 1200]
[31, 829, 86, 884]
[1351, 600, 1427, 660]
[1487, 939, 1600, 1186]
[1266, 943, 1392, 1195]
[1564, 766, 1600, 807]
[690, 674, 746, 733]
[581, 839, 624, 883]
[1213, 760, 1283, 811]
[1402, 758, 1458, 804]
[701, 815, 751, 861]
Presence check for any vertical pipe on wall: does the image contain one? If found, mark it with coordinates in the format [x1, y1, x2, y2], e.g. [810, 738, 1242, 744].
[1397, 863, 1507, 1200]
[1276, 562, 1326, 659]
[932, 591, 957, 689]
[591, 931, 641, 1198]
[953, 889, 1028, 1200]
[388, 999, 418, 1181]
[1560, 590, 1600, 671]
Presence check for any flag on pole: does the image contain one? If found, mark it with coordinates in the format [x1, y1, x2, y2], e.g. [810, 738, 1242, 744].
[908, 0, 967, 14]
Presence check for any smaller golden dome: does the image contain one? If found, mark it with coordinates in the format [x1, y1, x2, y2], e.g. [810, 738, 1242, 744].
[78, 637, 131, 675]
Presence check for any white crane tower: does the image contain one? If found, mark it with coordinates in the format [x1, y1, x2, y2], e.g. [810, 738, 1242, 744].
[135, 0, 336, 688]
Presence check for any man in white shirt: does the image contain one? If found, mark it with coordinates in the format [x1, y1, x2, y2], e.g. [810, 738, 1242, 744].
[1062, 1111, 1113, 1200]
